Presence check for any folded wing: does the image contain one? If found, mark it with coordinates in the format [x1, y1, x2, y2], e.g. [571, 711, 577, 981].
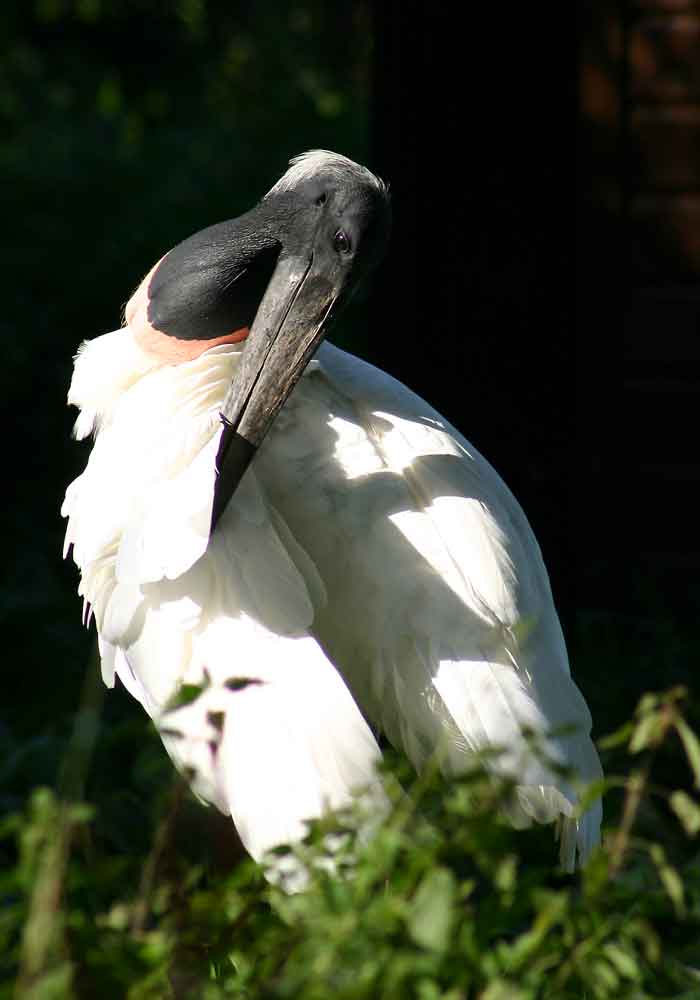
[253, 342, 603, 867]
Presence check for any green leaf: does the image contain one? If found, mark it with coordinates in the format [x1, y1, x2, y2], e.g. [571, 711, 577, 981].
[603, 943, 640, 981]
[649, 844, 685, 917]
[597, 721, 633, 750]
[637, 693, 660, 715]
[480, 980, 528, 1000]
[493, 854, 517, 893]
[224, 677, 264, 692]
[407, 867, 456, 952]
[575, 777, 611, 814]
[592, 959, 620, 992]
[629, 713, 663, 753]
[627, 918, 661, 964]
[163, 681, 208, 713]
[670, 790, 700, 836]
[506, 891, 567, 969]
[22, 962, 74, 999]
[675, 719, 700, 789]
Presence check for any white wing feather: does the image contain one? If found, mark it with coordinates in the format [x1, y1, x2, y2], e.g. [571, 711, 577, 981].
[62, 330, 386, 870]
[63, 329, 601, 873]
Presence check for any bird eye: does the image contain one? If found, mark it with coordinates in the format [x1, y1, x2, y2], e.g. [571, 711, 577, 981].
[315, 192, 327, 206]
[334, 230, 351, 255]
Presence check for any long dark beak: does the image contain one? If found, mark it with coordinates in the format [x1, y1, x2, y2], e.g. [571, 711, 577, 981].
[211, 252, 341, 531]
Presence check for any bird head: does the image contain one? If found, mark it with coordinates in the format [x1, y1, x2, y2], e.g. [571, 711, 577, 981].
[125, 150, 391, 530]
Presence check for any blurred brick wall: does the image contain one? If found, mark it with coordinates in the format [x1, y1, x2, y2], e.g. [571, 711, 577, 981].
[581, 0, 700, 577]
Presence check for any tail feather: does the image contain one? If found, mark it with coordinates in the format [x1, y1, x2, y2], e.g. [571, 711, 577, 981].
[439, 659, 601, 867]
[382, 645, 602, 868]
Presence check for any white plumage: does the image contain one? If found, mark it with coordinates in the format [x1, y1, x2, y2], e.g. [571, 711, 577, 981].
[63, 329, 601, 868]
[62, 150, 601, 876]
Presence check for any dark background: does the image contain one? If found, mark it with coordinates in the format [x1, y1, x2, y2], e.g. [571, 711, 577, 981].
[1, 1, 696, 823]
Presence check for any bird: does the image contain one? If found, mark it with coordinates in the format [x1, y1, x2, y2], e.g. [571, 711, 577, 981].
[62, 149, 602, 880]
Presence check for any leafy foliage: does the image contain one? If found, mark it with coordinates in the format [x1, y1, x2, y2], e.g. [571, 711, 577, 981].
[3, 688, 700, 998]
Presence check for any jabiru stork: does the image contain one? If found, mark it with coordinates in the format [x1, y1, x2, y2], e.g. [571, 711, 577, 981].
[62, 150, 602, 878]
